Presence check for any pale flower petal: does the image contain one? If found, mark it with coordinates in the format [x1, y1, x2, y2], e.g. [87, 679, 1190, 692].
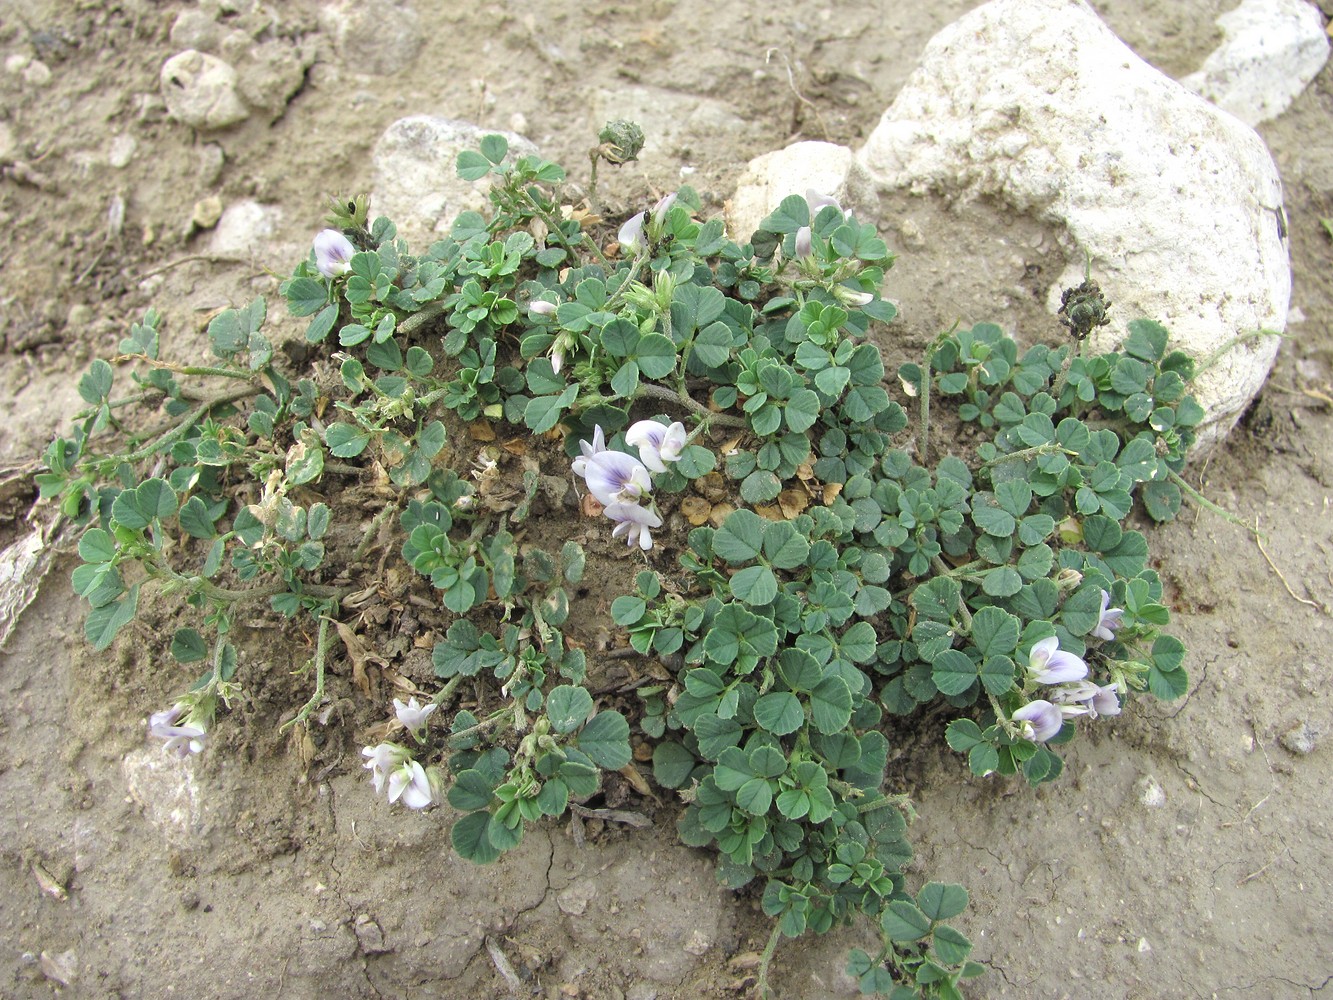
[313, 229, 356, 279]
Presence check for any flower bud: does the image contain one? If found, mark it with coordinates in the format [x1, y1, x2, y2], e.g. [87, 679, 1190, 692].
[529, 299, 557, 317]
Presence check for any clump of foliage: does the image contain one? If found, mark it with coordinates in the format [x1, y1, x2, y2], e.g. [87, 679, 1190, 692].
[35, 125, 1203, 998]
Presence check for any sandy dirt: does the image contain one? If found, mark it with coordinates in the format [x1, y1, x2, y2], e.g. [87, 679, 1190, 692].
[0, 1, 1331, 998]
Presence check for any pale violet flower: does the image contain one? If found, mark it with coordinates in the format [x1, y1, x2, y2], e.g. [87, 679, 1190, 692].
[806, 188, 849, 221]
[1088, 683, 1122, 718]
[1011, 700, 1076, 742]
[1092, 590, 1125, 642]
[1054, 680, 1122, 719]
[581, 449, 653, 507]
[387, 759, 435, 810]
[313, 229, 356, 279]
[148, 703, 206, 758]
[794, 225, 813, 260]
[570, 425, 606, 479]
[1026, 636, 1088, 686]
[606, 501, 663, 551]
[625, 420, 687, 474]
[618, 211, 646, 253]
[394, 696, 436, 741]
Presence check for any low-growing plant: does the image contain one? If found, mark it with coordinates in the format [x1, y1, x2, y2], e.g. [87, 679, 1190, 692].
[35, 125, 1203, 998]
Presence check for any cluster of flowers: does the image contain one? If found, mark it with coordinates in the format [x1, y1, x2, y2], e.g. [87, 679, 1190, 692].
[362, 697, 440, 810]
[572, 421, 686, 551]
[1012, 591, 1125, 741]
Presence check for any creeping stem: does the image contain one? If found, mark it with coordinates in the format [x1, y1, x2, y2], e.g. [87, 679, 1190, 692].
[634, 381, 747, 428]
[119, 385, 260, 464]
[280, 614, 334, 733]
[753, 921, 785, 1000]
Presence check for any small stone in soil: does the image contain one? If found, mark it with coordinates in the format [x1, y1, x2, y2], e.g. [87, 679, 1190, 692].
[1279, 721, 1320, 756]
[192, 196, 224, 230]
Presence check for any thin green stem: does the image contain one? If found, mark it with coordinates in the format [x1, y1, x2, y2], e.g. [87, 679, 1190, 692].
[1167, 469, 1257, 533]
[280, 614, 334, 733]
[120, 385, 259, 464]
[169, 571, 350, 607]
[1050, 342, 1078, 403]
[113, 356, 262, 382]
[981, 444, 1076, 470]
[920, 344, 932, 466]
[353, 501, 400, 562]
[1192, 329, 1283, 380]
[753, 921, 785, 1000]
[432, 673, 465, 707]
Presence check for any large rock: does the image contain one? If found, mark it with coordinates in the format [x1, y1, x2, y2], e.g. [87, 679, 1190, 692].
[857, 0, 1290, 449]
[726, 141, 856, 241]
[1181, 0, 1330, 126]
[160, 50, 250, 130]
[371, 116, 538, 248]
[318, 0, 423, 76]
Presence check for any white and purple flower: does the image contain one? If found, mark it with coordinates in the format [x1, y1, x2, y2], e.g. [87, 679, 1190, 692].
[1012, 699, 1088, 742]
[1052, 680, 1123, 719]
[1025, 636, 1088, 686]
[625, 419, 687, 474]
[1092, 590, 1125, 642]
[581, 448, 653, 507]
[148, 703, 206, 758]
[312, 229, 356, 279]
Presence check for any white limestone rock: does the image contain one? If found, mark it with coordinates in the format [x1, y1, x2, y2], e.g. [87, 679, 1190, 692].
[318, 0, 423, 76]
[371, 116, 537, 248]
[857, 0, 1290, 449]
[208, 199, 284, 256]
[1181, 0, 1330, 127]
[160, 50, 250, 130]
[726, 141, 857, 241]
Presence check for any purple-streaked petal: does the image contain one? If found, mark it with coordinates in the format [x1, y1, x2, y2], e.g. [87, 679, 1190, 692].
[1089, 684, 1122, 718]
[1026, 636, 1088, 685]
[626, 420, 670, 473]
[313, 229, 356, 279]
[1012, 700, 1064, 742]
[1093, 590, 1125, 641]
[583, 451, 652, 506]
[659, 422, 687, 463]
